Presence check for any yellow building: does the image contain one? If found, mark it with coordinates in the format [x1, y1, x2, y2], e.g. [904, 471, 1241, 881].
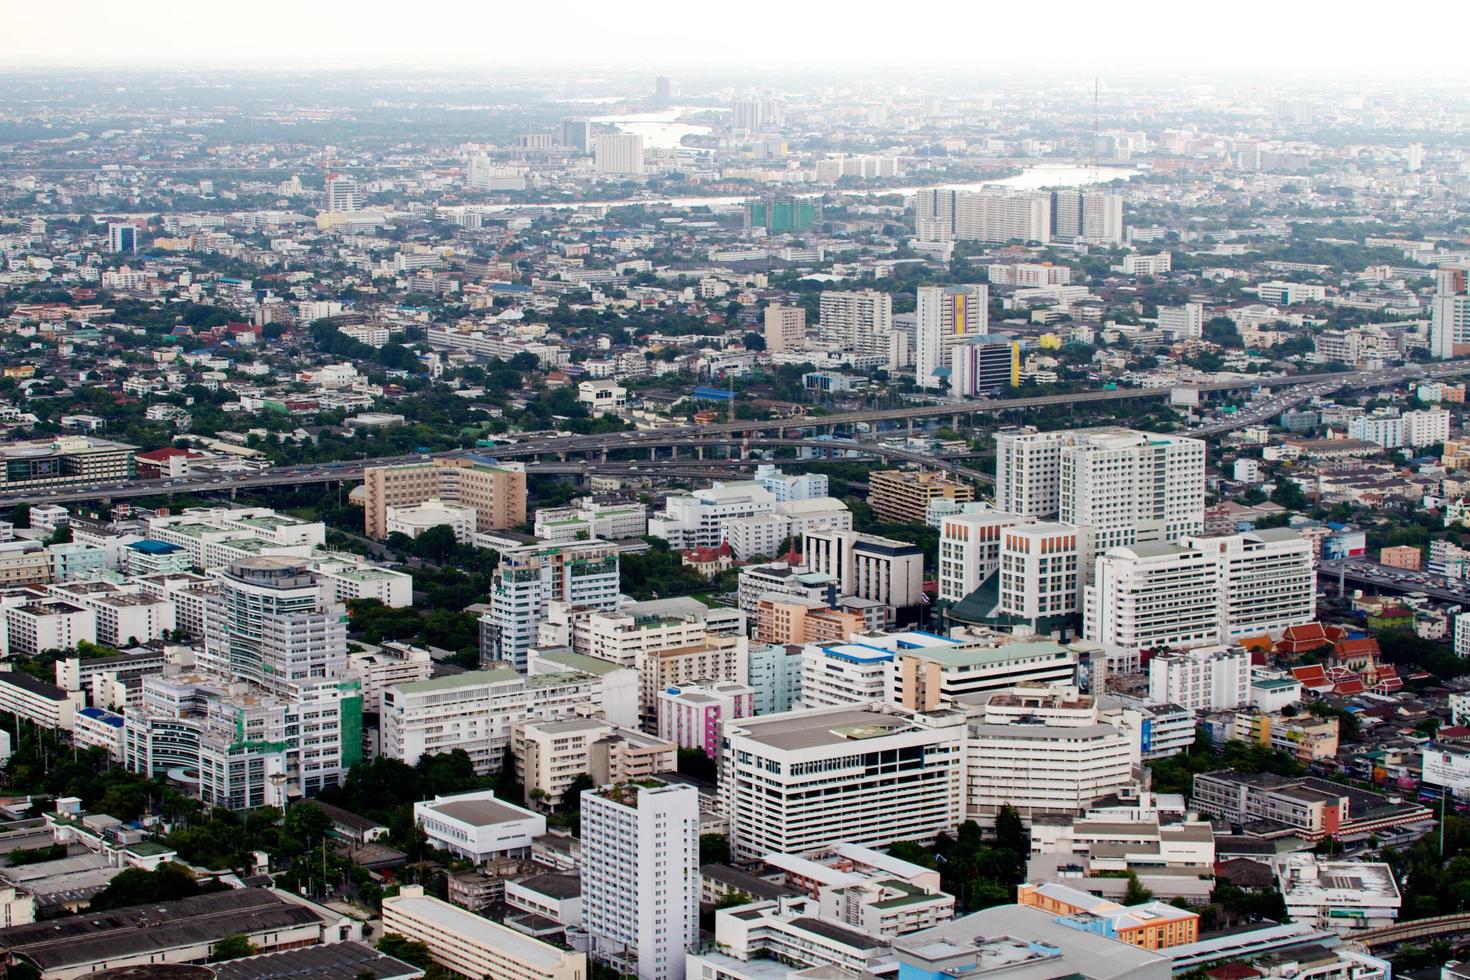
[362, 458, 526, 539]
[867, 469, 974, 524]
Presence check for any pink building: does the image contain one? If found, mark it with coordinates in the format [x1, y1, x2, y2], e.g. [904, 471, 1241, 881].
[656, 681, 754, 759]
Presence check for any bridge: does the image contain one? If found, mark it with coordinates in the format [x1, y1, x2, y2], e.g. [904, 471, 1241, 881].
[1355, 912, 1470, 950]
[1317, 559, 1470, 606]
[4, 361, 1465, 509]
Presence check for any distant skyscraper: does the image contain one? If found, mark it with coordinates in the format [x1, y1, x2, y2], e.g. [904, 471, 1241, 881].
[595, 134, 645, 175]
[561, 117, 592, 152]
[763, 304, 806, 353]
[1407, 142, 1425, 172]
[732, 98, 782, 133]
[744, 195, 816, 233]
[818, 290, 896, 367]
[1051, 190, 1124, 243]
[1431, 265, 1470, 359]
[324, 173, 359, 212]
[915, 284, 988, 389]
[913, 188, 1051, 244]
[107, 222, 137, 254]
[581, 783, 699, 980]
[654, 76, 673, 105]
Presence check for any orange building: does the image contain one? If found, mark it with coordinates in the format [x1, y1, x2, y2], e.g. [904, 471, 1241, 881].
[754, 597, 864, 645]
[1378, 545, 1421, 570]
[1016, 882, 1199, 951]
[362, 457, 526, 539]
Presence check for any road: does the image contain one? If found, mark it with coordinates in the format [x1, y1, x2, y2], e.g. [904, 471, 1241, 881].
[1318, 558, 1470, 606]
[4, 361, 1464, 508]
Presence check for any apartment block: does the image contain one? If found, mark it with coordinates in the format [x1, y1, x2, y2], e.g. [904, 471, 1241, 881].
[362, 458, 527, 539]
[867, 469, 975, 525]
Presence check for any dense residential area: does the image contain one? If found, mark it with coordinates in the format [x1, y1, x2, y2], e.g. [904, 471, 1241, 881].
[2, 25, 1470, 980]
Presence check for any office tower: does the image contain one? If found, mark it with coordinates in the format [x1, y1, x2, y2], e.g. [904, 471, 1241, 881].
[732, 98, 782, 133]
[913, 189, 1051, 244]
[324, 173, 359, 212]
[818, 290, 895, 364]
[485, 541, 620, 671]
[1407, 142, 1424, 172]
[1158, 302, 1205, 340]
[107, 222, 137, 254]
[654, 75, 673, 104]
[763, 304, 806, 352]
[994, 427, 1205, 555]
[723, 703, 967, 861]
[595, 134, 645, 175]
[1051, 190, 1124, 243]
[744, 196, 817, 233]
[1148, 646, 1251, 712]
[1431, 265, 1470, 358]
[202, 557, 346, 696]
[581, 783, 700, 980]
[950, 336, 1020, 396]
[915, 284, 988, 389]
[362, 458, 526, 539]
[561, 117, 592, 152]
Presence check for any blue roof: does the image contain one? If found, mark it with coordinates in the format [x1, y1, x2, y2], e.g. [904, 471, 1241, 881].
[692, 386, 734, 401]
[128, 539, 182, 554]
[79, 706, 124, 727]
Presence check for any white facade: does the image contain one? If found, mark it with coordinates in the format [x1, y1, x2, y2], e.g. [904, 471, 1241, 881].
[1157, 303, 1204, 340]
[581, 783, 700, 980]
[723, 704, 967, 861]
[415, 790, 547, 863]
[595, 134, 645, 175]
[1148, 645, 1251, 712]
[753, 464, 828, 502]
[1275, 854, 1401, 935]
[915, 284, 988, 389]
[1086, 543, 1221, 654]
[937, 510, 1024, 601]
[577, 380, 628, 416]
[487, 542, 621, 671]
[997, 523, 1083, 621]
[818, 290, 895, 364]
[649, 482, 775, 549]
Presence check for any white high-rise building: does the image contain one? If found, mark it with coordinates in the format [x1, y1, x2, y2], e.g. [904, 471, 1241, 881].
[732, 98, 782, 133]
[581, 783, 700, 980]
[1051, 190, 1124, 243]
[649, 482, 776, 549]
[996, 523, 1084, 622]
[1158, 303, 1205, 340]
[1147, 645, 1251, 712]
[723, 704, 967, 861]
[937, 510, 1025, 601]
[803, 528, 925, 613]
[1200, 528, 1318, 639]
[915, 284, 988, 389]
[485, 541, 620, 671]
[818, 290, 895, 365]
[994, 427, 1205, 556]
[1431, 266, 1470, 359]
[753, 464, 828, 502]
[913, 188, 1051, 244]
[324, 173, 359, 212]
[595, 134, 645, 175]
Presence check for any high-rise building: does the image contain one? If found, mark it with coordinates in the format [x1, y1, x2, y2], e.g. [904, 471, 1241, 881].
[1148, 645, 1251, 712]
[866, 469, 975, 525]
[595, 134, 645, 175]
[745, 196, 817, 233]
[324, 173, 359, 213]
[996, 523, 1083, 623]
[1431, 265, 1470, 358]
[994, 427, 1205, 556]
[581, 783, 700, 980]
[763, 304, 806, 353]
[950, 336, 1020, 396]
[937, 511, 1025, 601]
[723, 703, 967, 861]
[818, 290, 896, 366]
[654, 76, 673, 105]
[732, 98, 782, 133]
[915, 284, 988, 388]
[913, 189, 1051, 244]
[362, 458, 526, 539]
[107, 222, 137, 254]
[485, 541, 621, 671]
[1051, 190, 1124, 243]
[803, 528, 925, 614]
[560, 117, 592, 152]
[1157, 303, 1205, 340]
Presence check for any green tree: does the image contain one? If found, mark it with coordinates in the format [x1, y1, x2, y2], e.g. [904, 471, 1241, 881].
[1124, 871, 1154, 905]
[209, 935, 258, 962]
[89, 863, 201, 911]
[9, 504, 29, 529]
[376, 933, 433, 969]
[700, 833, 731, 866]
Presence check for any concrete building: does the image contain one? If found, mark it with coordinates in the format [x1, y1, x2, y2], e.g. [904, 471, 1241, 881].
[595, 133, 645, 175]
[723, 703, 967, 861]
[1148, 645, 1251, 712]
[382, 886, 586, 980]
[1052, 190, 1124, 243]
[513, 717, 676, 811]
[0, 671, 84, 731]
[762, 305, 806, 353]
[649, 482, 775, 550]
[414, 790, 546, 863]
[581, 782, 700, 980]
[747, 642, 804, 716]
[818, 290, 896, 366]
[0, 437, 136, 494]
[1016, 882, 1199, 951]
[656, 681, 753, 758]
[914, 188, 1052, 244]
[915, 284, 988, 389]
[804, 528, 925, 615]
[385, 498, 476, 544]
[1274, 854, 1401, 935]
[892, 639, 1080, 710]
[937, 510, 1026, 601]
[362, 458, 526, 539]
[1157, 303, 1204, 340]
[485, 541, 620, 671]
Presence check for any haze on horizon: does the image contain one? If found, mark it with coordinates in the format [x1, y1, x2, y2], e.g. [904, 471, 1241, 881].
[8, 0, 1469, 77]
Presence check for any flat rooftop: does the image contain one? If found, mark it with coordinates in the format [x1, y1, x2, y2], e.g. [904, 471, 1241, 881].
[385, 893, 569, 968]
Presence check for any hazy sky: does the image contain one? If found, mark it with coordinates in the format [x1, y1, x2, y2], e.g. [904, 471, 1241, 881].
[7, 0, 1468, 74]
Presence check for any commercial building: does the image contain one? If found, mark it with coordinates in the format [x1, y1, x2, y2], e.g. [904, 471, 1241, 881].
[803, 528, 926, 615]
[1016, 882, 1199, 951]
[937, 510, 1026, 601]
[581, 783, 700, 980]
[656, 681, 753, 758]
[382, 886, 586, 980]
[641, 635, 749, 727]
[382, 667, 604, 773]
[485, 541, 620, 671]
[747, 642, 804, 716]
[866, 470, 975, 526]
[514, 718, 675, 810]
[950, 336, 1021, 396]
[361, 458, 526, 539]
[414, 790, 546, 863]
[915, 284, 989, 389]
[1148, 645, 1251, 712]
[0, 436, 135, 493]
[892, 639, 1079, 710]
[818, 290, 896, 365]
[723, 703, 967, 861]
[108, 221, 138, 254]
[1157, 302, 1204, 340]
[595, 133, 644, 175]
[1274, 854, 1401, 934]
[1190, 771, 1434, 842]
